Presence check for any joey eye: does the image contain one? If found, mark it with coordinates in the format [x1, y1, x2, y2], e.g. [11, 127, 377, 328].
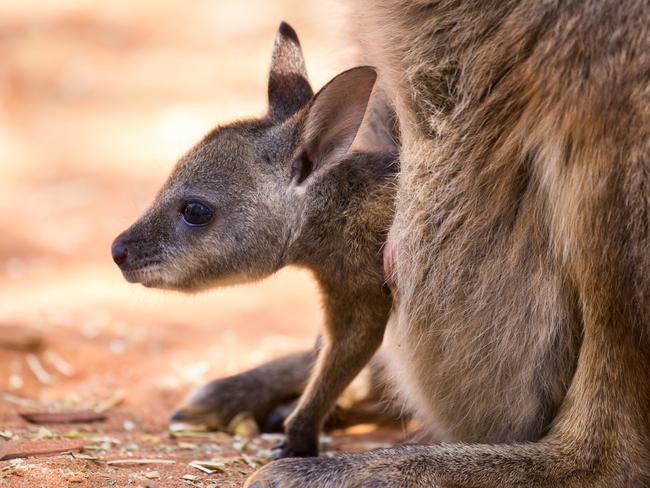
[181, 200, 213, 226]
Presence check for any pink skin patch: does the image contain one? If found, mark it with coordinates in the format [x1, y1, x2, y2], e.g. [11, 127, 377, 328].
[383, 232, 396, 283]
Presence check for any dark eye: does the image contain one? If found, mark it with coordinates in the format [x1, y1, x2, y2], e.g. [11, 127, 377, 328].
[181, 201, 213, 226]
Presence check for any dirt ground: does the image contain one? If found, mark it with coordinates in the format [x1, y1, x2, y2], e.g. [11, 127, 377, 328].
[0, 2, 411, 486]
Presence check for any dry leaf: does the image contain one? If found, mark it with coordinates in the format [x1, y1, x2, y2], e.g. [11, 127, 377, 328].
[189, 460, 225, 474]
[178, 442, 196, 450]
[71, 452, 101, 461]
[63, 431, 120, 444]
[0, 430, 13, 440]
[169, 429, 232, 443]
[33, 426, 55, 439]
[241, 454, 257, 468]
[169, 422, 208, 433]
[227, 412, 259, 439]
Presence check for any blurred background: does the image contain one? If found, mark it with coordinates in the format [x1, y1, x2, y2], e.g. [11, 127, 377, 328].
[0, 1, 379, 485]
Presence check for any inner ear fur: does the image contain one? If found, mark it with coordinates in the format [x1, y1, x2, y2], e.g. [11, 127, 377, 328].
[298, 66, 377, 177]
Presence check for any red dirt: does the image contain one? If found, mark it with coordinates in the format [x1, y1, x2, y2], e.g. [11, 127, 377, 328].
[0, 2, 410, 486]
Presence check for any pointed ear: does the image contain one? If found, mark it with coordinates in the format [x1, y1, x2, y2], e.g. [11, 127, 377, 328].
[267, 21, 313, 121]
[291, 66, 377, 184]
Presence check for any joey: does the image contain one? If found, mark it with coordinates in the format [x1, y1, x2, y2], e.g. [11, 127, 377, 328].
[112, 22, 396, 458]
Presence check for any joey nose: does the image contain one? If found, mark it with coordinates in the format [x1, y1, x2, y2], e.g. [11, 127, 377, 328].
[111, 239, 129, 266]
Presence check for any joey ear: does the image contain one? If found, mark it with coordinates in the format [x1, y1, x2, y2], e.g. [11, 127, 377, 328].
[292, 66, 377, 183]
[267, 21, 313, 121]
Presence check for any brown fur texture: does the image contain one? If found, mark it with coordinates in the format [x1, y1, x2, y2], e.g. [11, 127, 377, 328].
[246, 1, 650, 486]
[112, 23, 397, 459]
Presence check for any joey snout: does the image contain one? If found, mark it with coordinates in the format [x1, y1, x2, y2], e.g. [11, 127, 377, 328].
[111, 225, 168, 287]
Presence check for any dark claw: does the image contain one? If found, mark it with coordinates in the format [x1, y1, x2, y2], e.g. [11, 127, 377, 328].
[271, 441, 291, 459]
[273, 445, 301, 459]
[272, 441, 317, 459]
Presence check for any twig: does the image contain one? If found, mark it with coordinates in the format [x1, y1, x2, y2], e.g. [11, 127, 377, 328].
[26, 354, 51, 385]
[1, 393, 42, 409]
[19, 410, 107, 424]
[106, 459, 175, 465]
[0, 439, 85, 460]
[43, 350, 75, 377]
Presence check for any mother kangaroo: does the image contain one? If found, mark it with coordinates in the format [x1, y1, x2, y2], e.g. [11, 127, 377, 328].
[247, 1, 650, 487]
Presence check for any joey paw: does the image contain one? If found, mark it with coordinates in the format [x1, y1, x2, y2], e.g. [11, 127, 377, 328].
[171, 376, 259, 430]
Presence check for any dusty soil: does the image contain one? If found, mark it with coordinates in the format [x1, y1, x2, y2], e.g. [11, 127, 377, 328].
[0, 1, 410, 486]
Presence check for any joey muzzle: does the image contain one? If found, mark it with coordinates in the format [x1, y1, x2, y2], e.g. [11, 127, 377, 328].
[111, 232, 163, 288]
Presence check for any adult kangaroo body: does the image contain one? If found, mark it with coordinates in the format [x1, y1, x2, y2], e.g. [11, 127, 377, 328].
[247, 1, 650, 486]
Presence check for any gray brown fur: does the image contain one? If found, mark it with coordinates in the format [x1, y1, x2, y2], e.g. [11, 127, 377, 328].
[246, 1, 650, 487]
[112, 23, 396, 458]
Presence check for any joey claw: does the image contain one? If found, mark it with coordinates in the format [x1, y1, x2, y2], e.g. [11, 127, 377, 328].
[271, 441, 295, 459]
[273, 446, 299, 460]
[272, 441, 316, 459]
